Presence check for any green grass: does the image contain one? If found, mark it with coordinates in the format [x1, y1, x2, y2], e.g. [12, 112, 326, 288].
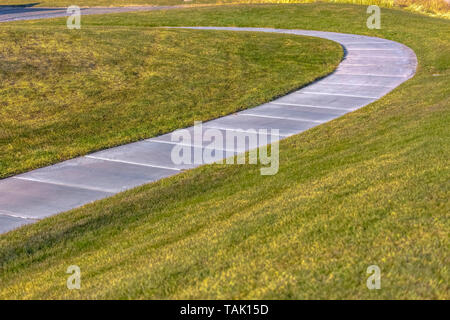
[396, 0, 450, 18]
[2, 0, 449, 18]
[0, 26, 341, 178]
[0, 3, 449, 299]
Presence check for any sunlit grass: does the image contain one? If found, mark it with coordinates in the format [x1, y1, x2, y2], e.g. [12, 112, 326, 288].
[0, 26, 341, 178]
[395, 0, 450, 18]
[0, 3, 448, 299]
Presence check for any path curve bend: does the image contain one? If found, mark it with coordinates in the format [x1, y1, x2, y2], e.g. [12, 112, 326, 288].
[0, 26, 417, 234]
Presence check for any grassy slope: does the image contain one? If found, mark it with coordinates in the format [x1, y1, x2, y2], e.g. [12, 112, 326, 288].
[0, 4, 449, 299]
[0, 27, 341, 178]
[1, 0, 449, 18]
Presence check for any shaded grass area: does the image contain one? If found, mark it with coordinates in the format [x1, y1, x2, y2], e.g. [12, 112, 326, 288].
[1, 0, 449, 18]
[0, 3, 449, 299]
[0, 27, 341, 178]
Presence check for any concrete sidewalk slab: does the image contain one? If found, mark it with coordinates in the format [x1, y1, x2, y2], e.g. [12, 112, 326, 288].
[0, 179, 111, 219]
[203, 114, 317, 137]
[0, 214, 35, 234]
[149, 127, 281, 152]
[277, 92, 375, 109]
[88, 141, 197, 171]
[17, 157, 179, 193]
[302, 82, 393, 97]
[239, 103, 346, 122]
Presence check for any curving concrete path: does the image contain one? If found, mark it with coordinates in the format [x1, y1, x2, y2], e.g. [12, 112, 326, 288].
[0, 25, 417, 234]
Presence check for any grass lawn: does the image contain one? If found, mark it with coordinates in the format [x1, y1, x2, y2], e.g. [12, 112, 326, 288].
[0, 26, 341, 178]
[0, 3, 449, 299]
[1, 0, 449, 18]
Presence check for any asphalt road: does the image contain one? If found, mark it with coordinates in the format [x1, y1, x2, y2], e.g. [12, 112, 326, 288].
[0, 5, 184, 22]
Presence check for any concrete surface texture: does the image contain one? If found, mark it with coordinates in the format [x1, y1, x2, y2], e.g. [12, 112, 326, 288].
[0, 24, 417, 234]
